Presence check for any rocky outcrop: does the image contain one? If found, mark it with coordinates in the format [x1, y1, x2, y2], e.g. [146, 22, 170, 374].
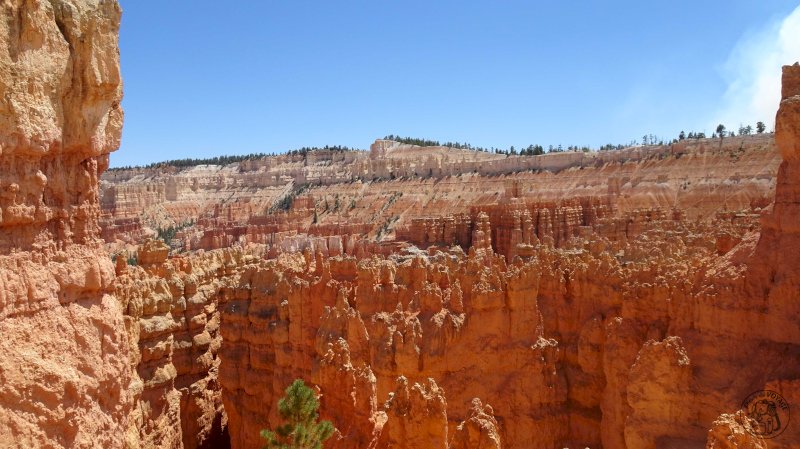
[705, 412, 767, 449]
[625, 337, 693, 448]
[0, 1, 129, 447]
[95, 89, 796, 448]
[699, 61, 800, 448]
[0, 0, 123, 252]
[100, 134, 780, 256]
[450, 399, 502, 449]
[114, 244, 242, 449]
[2, 2, 797, 447]
[381, 377, 449, 449]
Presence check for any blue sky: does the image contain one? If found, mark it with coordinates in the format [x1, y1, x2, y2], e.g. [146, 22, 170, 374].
[114, 1, 800, 167]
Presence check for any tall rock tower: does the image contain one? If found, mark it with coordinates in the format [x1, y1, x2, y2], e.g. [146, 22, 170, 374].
[0, 1, 130, 448]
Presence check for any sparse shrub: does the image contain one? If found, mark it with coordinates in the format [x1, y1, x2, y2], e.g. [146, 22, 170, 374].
[274, 193, 295, 212]
[271, 184, 309, 213]
[157, 226, 177, 243]
[155, 220, 194, 246]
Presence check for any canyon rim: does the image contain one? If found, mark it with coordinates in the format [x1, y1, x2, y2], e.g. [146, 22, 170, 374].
[1, 1, 800, 448]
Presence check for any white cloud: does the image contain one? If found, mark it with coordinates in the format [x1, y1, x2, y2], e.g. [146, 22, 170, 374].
[713, 5, 800, 132]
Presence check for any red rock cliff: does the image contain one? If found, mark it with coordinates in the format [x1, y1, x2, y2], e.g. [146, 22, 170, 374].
[102, 67, 800, 449]
[2, 3, 798, 447]
[0, 1, 129, 448]
[210, 68, 800, 449]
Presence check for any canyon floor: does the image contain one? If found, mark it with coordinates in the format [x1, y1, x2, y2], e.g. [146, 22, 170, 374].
[1, 1, 800, 448]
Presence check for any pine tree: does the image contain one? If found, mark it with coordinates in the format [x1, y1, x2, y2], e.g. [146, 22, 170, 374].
[261, 379, 334, 449]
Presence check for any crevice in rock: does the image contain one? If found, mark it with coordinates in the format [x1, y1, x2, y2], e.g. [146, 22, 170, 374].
[197, 411, 231, 449]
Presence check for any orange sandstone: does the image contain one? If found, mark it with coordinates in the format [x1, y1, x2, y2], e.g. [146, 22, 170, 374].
[2, 3, 799, 447]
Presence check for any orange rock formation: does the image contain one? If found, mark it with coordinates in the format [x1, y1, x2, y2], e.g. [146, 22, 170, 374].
[114, 69, 796, 448]
[100, 133, 779, 259]
[0, 1, 129, 447]
[1, 1, 799, 447]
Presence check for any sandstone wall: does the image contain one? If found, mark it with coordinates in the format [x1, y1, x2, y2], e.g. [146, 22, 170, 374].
[0, 1, 130, 447]
[104, 201, 779, 448]
[114, 243, 247, 449]
[86, 65, 798, 449]
[100, 133, 779, 260]
[2, 2, 797, 447]
[100, 134, 778, 234]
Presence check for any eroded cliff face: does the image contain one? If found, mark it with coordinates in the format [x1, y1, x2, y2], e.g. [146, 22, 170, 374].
[110, 68, 800, 449]
[0, 1, 129, 447]
[99, 134, 780, 258]
[209, 208, 794, 449]
[114, 242, 238, 449]
[2, 2, 798, 447]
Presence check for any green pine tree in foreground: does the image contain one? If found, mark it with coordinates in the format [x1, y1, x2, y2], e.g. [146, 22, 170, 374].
[261, 379, 334, 449]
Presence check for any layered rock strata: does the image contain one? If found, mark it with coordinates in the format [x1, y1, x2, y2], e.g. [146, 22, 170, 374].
[114, 242, 243, 448]
[101, 134, 779, 259]
[0, 1, 129, 447]
[2, 1, 799, 447]
[123, 69, 800, 448]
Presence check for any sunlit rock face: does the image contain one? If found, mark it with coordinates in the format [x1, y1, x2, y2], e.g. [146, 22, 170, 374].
[100, 123, 780, 255]
[2, 2, 799, 447]
[101, 66, 800, 449]
[0, 0, 123, 253]
[0, 1, 130, 448]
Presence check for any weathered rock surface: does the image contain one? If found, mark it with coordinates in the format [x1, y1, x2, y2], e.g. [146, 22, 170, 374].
[0, 1, 129, 447]
[124, 76, 797, 448]
[114, 244, 239, 448]
[2, 2, 799, 447]
[100, 134, 779, 255]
